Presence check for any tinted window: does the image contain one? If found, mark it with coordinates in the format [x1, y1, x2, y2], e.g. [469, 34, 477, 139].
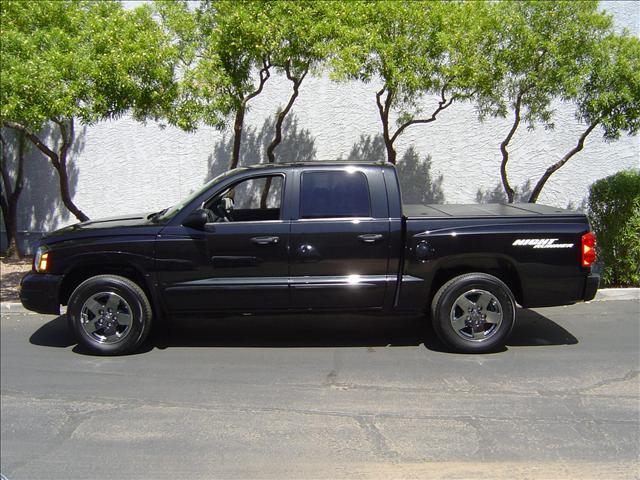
[300, 171, 371, 218]
[205, 175, 283, 222]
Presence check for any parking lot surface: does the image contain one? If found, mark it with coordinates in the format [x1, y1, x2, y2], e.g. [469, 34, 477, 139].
[1, 300, 638, 479]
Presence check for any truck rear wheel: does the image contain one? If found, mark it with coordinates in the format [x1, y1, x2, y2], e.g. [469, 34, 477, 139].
[431, 273, 516, 353]
[67, 275, 152, 355]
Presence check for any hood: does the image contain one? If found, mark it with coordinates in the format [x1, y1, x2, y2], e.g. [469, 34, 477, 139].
[41, 212, 163, 243]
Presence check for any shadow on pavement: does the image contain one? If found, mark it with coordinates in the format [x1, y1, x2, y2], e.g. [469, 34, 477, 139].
[29, 315, 74, 348]
[508, 308, 579, 346]
[29, 308, 577, 355]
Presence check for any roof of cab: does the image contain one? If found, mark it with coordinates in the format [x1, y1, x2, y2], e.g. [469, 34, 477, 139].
[241, 161, 393, 170]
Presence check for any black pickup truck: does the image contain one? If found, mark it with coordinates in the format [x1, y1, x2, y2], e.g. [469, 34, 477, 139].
[21, 162, 599, 355]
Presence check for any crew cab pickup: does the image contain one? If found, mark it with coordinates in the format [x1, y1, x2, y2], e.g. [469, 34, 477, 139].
[21, 162, 599, 354]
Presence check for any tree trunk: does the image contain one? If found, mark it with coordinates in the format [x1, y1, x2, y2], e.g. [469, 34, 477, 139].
[0, 130, 25, 258]
[230, 104, 245, 171]
[376, 87, 396, 164]
[261, 63, 308, 208]
[499, 94, 523, 203]
[3, 119, 89, 223]
[259, 176, 273, 211]
[5, 197, 19, 258]
[54, 119, 89, 222]
[229, 59, 271, 172]
[528, 121, 599, 203]
[265, 63, 307, 164]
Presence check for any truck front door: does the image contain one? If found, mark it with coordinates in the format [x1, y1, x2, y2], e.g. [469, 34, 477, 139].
[156, 173, 291, 313]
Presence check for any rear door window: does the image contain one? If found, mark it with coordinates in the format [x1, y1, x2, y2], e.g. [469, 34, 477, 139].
[300, 171, 371, 219]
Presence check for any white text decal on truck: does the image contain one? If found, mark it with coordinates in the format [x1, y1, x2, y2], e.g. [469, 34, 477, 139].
[512, 238, 574, 249]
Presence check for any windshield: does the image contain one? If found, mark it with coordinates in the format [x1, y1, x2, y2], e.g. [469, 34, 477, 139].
[154, 169, 243, 222]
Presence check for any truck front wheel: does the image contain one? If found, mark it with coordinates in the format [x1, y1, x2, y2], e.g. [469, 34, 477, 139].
[430, 273, 516, 353]
[67, 275, 152, 355]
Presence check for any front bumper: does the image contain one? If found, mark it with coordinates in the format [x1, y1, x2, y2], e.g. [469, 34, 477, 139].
[20, 272, 63, 315]
[584, 273, 600, 302]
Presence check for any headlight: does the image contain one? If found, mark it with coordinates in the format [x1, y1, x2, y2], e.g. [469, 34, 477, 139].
[34, 246, 50, 273]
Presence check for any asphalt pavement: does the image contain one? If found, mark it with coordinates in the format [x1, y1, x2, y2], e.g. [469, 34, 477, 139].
[1, 300, 639, 479]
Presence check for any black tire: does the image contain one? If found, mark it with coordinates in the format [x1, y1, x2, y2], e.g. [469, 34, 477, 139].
[67, 275, 152, 355]
[430, 273, 516, 353]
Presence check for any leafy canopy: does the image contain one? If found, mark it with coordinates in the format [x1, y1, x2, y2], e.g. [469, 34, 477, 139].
[577, 33, 640, 139]
[479, 0, 613, 128]
[0, 0, 176, 130]
[331, 1, 503, 125]
[155, 0, 342, 131]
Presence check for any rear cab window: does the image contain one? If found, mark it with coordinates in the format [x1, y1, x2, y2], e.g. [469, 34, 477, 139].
[300, 171, 371, 219]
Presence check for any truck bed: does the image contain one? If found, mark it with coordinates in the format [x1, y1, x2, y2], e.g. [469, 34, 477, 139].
[404, 203, 578, 219]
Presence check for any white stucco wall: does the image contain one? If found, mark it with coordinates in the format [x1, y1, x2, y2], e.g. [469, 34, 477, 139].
[5, 0, 640, 246]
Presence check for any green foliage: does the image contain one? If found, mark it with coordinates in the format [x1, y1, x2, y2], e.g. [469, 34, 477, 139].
[588, 170, 640, 287]
[1, 0, 176, 129]
[154, 0, 273, 130]
[267, 1, 340, 77]
[155, 1, 340, 132]
[480, 1, 613, 128]
[1, 0, 176, 221]
[577, 34, 640, 140]
[332, 1, 501, 126]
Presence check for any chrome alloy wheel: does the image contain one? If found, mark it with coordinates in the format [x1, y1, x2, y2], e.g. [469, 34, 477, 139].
[80, 292, 133, 344]
[450, 289, 503, 342]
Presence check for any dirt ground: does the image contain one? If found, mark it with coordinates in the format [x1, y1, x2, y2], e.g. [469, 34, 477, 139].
[0, 257, 32, 302]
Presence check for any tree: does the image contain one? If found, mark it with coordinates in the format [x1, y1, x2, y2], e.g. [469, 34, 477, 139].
[1, 0, 176, 222]
[264, 1, 339, 164]
[0, 130, 25, 258]
[332, 1, 502, 164]
[528, 34, 640, 203]
[258, 1, 340, 207]
[481, 0, 613, 203]
[155, 0, 275, 171]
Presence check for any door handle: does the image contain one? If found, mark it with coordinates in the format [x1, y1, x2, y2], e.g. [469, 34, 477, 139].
[251, 236, 279, 245]
[358, 234, 383, 243]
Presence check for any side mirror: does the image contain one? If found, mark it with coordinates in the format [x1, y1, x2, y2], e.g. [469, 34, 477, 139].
[182, 208, 208, 230]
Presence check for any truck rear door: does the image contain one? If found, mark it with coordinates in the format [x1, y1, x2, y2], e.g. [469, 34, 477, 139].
[289, 166, 391, 309]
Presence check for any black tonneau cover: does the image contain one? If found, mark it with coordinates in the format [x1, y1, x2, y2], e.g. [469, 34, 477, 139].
[404, 203, 577, 218]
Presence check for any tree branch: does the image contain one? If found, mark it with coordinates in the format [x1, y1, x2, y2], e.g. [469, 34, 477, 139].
[528, 120, 600, 203]
[2, 121, 58, 163]
[390, 83, 454, 145]
[243, 57, 271, 106]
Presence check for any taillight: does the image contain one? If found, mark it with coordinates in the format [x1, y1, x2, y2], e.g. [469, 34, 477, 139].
[581, 232, 596, 267]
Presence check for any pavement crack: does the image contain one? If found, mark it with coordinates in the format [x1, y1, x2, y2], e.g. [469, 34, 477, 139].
[324, 349, 344, 389]
[578, 370, 639, 394]
[354, 415, 400, 461]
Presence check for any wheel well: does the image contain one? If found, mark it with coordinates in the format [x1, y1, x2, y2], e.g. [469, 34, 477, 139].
[428, 260, 523, 307]
[59, 265, 151, 307]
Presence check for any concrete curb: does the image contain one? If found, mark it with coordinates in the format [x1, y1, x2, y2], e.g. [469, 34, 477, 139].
[1, 302, 31, 314]
[1, 288, 638, 315]
[1, 302, 25, 314]
[0, 302, 67, 315]
[592, 288, 640, 302]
